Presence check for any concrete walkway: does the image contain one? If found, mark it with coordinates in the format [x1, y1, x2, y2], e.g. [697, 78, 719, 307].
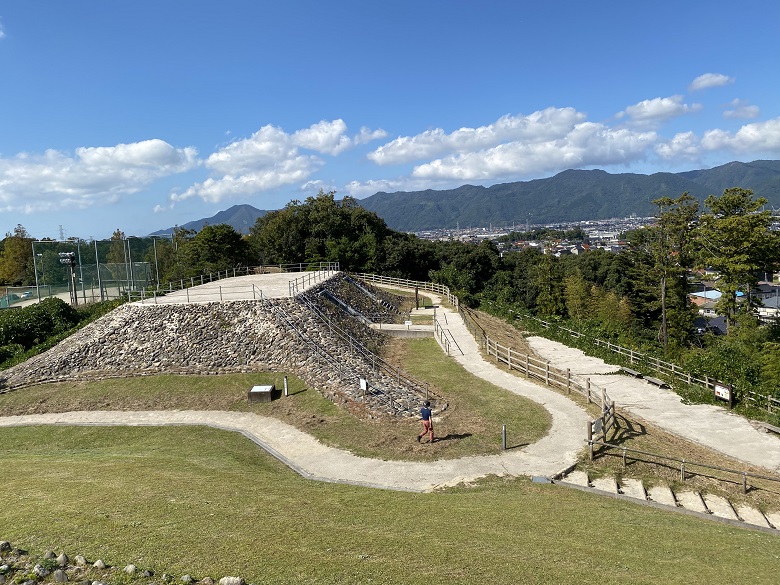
[527, 336, 780, 473]
[132, 271, 331, 305]
[0, 276, 590, 492]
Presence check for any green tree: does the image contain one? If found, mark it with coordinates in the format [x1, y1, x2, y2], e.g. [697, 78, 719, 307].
[106, 229, 126, 264]
[530, 253, 564, 317]
[179, 224, 248, 277]
[0, 225, 34, 285]
[640, 193, 699, 351]
[697, 188, 776, 327]
[248, 190, 391, 271]
[563, 269, 591, 320]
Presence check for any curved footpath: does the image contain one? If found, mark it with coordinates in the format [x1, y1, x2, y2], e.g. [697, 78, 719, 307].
[527, 336, 780, 473]
[0, 296, 589, 493]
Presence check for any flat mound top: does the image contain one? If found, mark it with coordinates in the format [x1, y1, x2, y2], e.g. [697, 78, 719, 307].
[134, 270, 332, 305]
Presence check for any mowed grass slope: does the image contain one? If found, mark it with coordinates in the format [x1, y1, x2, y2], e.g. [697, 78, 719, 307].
[2, 425, 780, 585]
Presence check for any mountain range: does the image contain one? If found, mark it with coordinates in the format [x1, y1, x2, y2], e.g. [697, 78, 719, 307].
[149, 160, 780, 235]
[359, 159, 780, 231]
[149, 204, 268, 236]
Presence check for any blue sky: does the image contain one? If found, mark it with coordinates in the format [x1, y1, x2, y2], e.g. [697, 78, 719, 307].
[1, 1, 779, 240]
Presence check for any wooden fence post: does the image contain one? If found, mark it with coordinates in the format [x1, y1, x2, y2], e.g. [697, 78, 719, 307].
[586, 378, 591, 403]
[566, 368, 571, 395]
[545, 363, 550, 385]
[587, 421, 593, 461]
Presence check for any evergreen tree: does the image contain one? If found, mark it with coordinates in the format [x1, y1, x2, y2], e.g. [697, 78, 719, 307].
[697, 188, 776, 327]
[0, 225, 34, 285]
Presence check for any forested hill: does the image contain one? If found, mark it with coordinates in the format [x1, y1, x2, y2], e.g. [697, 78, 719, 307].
[149, 204, 268, 236]
[358, 160, 780, 231]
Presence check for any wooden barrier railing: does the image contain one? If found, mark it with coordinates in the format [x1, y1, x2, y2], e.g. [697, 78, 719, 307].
[589, 440, 780, 494]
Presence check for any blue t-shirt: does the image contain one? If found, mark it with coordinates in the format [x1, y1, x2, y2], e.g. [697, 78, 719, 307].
[421, 407, 432, 421]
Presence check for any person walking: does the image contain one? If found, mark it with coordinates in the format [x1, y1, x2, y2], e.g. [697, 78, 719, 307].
[417, 400, 434, 444]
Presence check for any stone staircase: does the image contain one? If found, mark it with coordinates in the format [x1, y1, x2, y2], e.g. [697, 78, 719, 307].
[559, 470, 780, 531]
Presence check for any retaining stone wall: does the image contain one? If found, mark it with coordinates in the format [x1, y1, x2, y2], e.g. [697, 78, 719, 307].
[0, 295, 424, 418]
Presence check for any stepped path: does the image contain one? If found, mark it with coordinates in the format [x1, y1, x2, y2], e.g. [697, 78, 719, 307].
[526, 336, 780, 473]
[0, 275, 589, 492]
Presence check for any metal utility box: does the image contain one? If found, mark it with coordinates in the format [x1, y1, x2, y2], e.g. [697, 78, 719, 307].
[248, 385, 274, 403]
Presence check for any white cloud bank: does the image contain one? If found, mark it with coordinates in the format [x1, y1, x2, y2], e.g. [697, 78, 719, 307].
[348, 102, 780, 196]
[173, 120, 386, 203]
[0, 139, 197, 214]
[616, 95, 702, 127]
[368, 108, 586, 166]
[689, 73, 735, 92]
[723, 98, 760, 119]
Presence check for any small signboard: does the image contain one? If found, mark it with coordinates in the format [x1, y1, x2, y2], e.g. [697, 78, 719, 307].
[713, 383, 734, 409]
[404, 320, 413, 327]
[360, 378, 368, 392]
[248, 385, 274, 403]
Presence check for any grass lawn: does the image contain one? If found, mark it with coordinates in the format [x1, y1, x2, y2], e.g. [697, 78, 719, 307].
[2, 425, 780, 585]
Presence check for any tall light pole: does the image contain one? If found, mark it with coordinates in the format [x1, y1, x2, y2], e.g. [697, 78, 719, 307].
[32, 241, 40, 302]
[39, 255, 45, 287]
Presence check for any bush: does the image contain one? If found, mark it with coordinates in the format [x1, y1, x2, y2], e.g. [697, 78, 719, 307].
[0, 298, 80, 349]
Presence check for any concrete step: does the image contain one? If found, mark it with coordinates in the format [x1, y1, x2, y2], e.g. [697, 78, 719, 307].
[560, 471, 780, 532]
[676, 490, 708, 514]
[564, 470, 590, 487]
[620, 478, 646, 501]
[647, 484, 677, 507]
[738, 505, 771, 528]
[764, 511, 780, 529]
[703, 494, 738, 521]
[591, 476, 618, 494]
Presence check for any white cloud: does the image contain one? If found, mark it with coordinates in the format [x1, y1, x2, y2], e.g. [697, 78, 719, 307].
[701, 118, 780, 153]
[655, 132, 701, 160]
[367, 108, 586, 166]
[0, 139, 198, 213]
[171, 158, 320, 203]
[344, 176, 455, 198]
[723, 98, 760, 119]
[410, 123, 657, 182]
[0, 21, 5, 40]
[617, 95, 702, 127]
[355, 126, 388, 145]
[292, 119, 352, 155]
[175, 119, 378, 203]
[689, 73, 735, 92]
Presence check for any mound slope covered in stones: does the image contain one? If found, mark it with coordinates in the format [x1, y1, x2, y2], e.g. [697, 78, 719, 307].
[0, 278, 428, 417]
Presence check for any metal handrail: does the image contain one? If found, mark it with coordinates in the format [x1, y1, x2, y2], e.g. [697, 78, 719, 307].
[296, 291, 435, 400]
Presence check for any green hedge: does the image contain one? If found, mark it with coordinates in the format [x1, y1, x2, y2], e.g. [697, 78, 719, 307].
[0, 298, 125, 370]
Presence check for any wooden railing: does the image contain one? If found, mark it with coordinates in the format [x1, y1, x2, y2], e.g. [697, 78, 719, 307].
[528, 315, 729, 390]
[589, 440, 780, 495]
[458, 307, 615, 424]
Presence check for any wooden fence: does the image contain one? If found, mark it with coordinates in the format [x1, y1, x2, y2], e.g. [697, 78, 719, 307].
[590, 440, 780, 495]
[457, 307, 618, 444]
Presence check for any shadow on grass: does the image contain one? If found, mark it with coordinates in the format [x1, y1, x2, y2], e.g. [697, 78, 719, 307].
[608, 414, 647, 445]
[270, 388, 307, 400]
[434, 432, 472, 442]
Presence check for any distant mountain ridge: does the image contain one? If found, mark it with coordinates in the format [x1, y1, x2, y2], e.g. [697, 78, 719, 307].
[358, 160, 780, 231]
[149, 204, 268, 236]
[147, 160, 780, 236]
